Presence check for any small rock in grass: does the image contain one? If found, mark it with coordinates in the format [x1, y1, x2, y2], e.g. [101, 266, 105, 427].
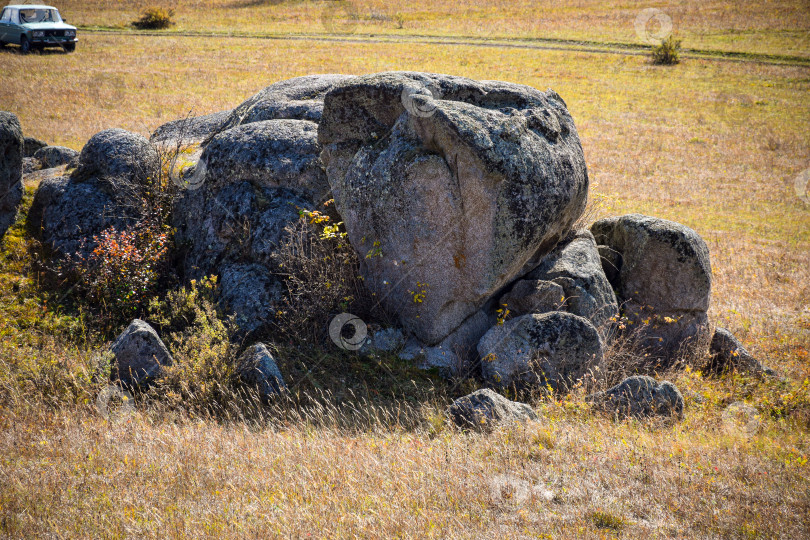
[447, 388, 537, 430]
[109, 319, 173, 388]
[588, 375, 684, 419]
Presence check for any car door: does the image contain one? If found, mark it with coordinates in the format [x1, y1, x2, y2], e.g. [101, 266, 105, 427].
[0, 8, 9, 42]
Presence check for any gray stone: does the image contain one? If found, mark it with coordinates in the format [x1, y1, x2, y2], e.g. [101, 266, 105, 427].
[197, 119, 330, 203]
[0, 112, 23, 240]
[150, 109, 232, 145]
[237, 343, 286, 399]
[361, 327, 407, 355]
[400, 310, 493, 376]
[219, 263, 285, 336]
[478, 311, 604, 390]
[588, 375, 684, 419]
[173, 182, 308, 280]
[29, 128, 159, 262]
[209, 74, 355, 140]
[74, 128, 159, 188]
[513, 229, 619, 332]
[22, 157, 41, 175]
[499, 279, 565, 316]
[33, 145, 79, 169]
[591, 214, 712, 365]
[23, 136, 47, 158]
[320, 72, 589, 349]
[447, 388, 537, 430]
[707, 327, 775, 376]
[109, 319, 173, 388]
[28, 174, 141, 259]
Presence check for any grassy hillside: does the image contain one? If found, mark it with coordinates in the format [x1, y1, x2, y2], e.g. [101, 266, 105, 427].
[1, 1, 809, 537]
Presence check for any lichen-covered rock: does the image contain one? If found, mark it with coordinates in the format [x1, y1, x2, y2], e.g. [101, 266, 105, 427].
[150, 109, 232, 146]
[320, 72, 589, 354]
[237, 343, 286, 400]
[28, 175, 141, 258]
[74, 128, 159, 187]
[22, 157, 41, 175]
[33, 145, 79, 169]
[591, 214, 712, 365]
[218, 263, 285, 336]
[503, 229, 619, 333]
[478, 311, 603, 390]
[209, 74, 355, 140]
[499, 279, 565, 316]
[448, 388, 537, 430]
[29, 129, 157, 261]
[0, 112, 23, 240]
[173, 182, 308, 280]
[109, 319, 173, 388]
[23, 136, 47, 158]
[707, 327, 775, 376]
[196, 119, 330, 203]
[399, 310, 493, 375]
[588, 375, 684, 419]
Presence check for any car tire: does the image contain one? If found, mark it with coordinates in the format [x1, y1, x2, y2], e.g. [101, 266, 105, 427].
[20, 36, 30, 54]
[64, 42, 75, 53]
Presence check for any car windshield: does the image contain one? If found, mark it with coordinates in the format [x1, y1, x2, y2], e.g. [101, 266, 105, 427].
[19, 9, 62, 23]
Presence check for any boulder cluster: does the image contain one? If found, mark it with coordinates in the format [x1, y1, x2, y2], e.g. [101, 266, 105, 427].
[2, 72, 774, 421]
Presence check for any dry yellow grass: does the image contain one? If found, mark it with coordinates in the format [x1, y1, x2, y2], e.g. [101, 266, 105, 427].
[1, 5, 809, 538]
[50, 0, 810, 58]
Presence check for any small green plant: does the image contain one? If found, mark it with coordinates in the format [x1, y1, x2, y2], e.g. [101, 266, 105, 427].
[652, 35, 682, 65]
[132, 7, 175, 30]
[393, 12, 405, 29]
[590, 510, 627, 531]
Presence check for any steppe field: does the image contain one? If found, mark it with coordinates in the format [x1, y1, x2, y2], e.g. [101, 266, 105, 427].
[1, 1, 809, 538]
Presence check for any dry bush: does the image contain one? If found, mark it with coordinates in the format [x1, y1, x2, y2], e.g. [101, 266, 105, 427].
[652, 36, 682, 65]
[271, 202, 390, 346]
[132, 7, 175, 30]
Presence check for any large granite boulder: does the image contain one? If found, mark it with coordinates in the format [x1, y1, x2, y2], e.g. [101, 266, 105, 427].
[73, 128, 159, 186]
[591, 214, 712, 365]
[503, 229, 619, 334]
[587, 375, 684, 419]
[0, 112, 24, 240]
[28, 129, 158, 261]
[209, 74, 355, 139]
[319, 72, 589, 371]
[447, 388, 537, 430]
[32, 145, 79, 170]
[109, 319, 173, 388]
[194, 119, 330, 203]
[478, 311, 604, 390]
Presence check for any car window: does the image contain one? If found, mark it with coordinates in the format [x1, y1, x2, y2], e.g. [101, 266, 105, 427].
[19, 8, 61, 23]
[0, 9, 9, 23]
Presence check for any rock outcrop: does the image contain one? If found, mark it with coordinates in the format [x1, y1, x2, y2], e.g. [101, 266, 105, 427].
[29, 129, 159, 261]
[109, 319, 174, 388]
[588, 375, 684, 419]
[171, 75, 354, 335]
[319, 72, 589, 373]
[447, 388, 537, 430]
[503, 229, 619, 333]
[195, 119, 330, 203]
[591, 214, 712, 365]
[0, 112, 24, 240]
[478, 311, 604, 390]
